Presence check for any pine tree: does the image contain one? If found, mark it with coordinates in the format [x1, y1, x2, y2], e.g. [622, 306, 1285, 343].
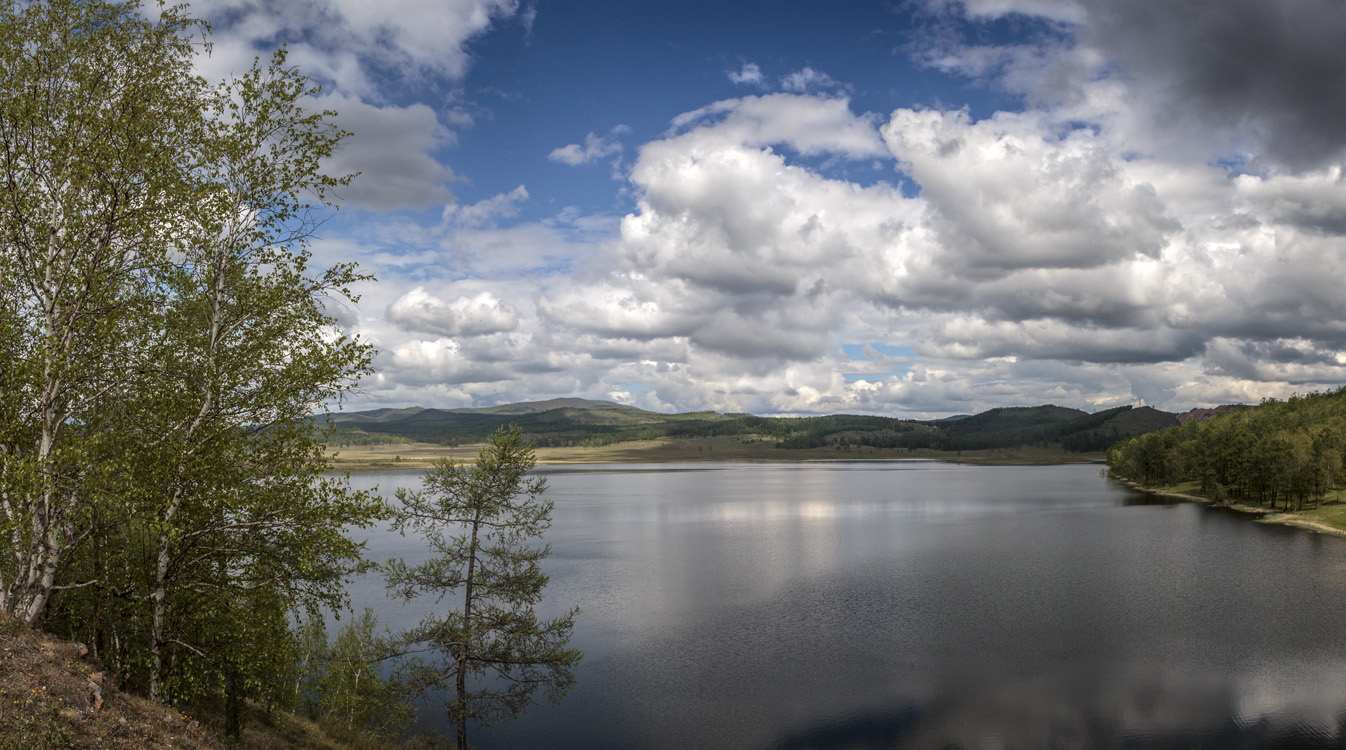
[384, 425, 581, 750]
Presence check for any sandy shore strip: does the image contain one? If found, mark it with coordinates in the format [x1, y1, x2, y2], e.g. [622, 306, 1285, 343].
[1115, 477, 1346, 537]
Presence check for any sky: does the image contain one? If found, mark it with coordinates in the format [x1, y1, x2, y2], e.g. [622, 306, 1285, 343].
[189, 0, 1346, 418]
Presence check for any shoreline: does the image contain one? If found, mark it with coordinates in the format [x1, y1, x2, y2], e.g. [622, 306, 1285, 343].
[326, 437, 1106, 472]
[331, 444, 1346, 537]
[1115, 477, 1346, 538]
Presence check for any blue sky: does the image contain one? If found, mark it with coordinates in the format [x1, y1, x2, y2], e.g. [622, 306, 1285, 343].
[193, 0, 1346, 418]
[439, 1, 1025, 219]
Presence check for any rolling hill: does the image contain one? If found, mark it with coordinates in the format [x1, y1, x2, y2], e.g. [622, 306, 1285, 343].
[321, 400, 1180, 456]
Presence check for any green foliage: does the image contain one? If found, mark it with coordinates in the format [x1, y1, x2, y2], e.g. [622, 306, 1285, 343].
[295, 610, 412, 740]
[323, 430, 408, 448]
[1109, 388, 1346, 512]
[0, 0, 385, 738]
[384, 425, 581, 750]
[0, 0, 208, 628]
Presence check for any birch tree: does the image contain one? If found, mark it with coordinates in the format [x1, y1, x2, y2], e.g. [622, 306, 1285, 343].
[0, 1, 386, 733]
[132, 44, 378, 704]
[0, 0, 202, 626]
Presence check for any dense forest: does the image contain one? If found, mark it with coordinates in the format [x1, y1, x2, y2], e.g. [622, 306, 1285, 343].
[1108, 388, 1346, 511]
[324, 399, 1180, 455]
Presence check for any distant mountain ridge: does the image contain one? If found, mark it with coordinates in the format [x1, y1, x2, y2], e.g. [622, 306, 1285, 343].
[443, 397, 650, 415]
[323, 399, 1182, 455]
[331, 398, 643, 423]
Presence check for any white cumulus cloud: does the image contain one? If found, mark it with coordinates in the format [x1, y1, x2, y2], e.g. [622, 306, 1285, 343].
[549, 132, 625, 166]
[728, 62, 764, 86]
[387, 288, 521, 337]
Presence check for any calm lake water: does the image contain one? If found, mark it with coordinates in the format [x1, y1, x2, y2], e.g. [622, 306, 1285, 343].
[344, 461, 1346, 749]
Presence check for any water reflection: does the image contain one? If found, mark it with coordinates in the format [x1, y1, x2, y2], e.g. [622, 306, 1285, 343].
[342, 462, 1346, 749]
[766, 669, 1346, 749]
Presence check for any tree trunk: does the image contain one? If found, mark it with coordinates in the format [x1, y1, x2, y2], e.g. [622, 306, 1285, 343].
[457, 514, 482, 750]
[149, 484, 187, 701]
[150, 253, 223, 700]
[456, 664, 468, 749]
[225, 667, 242, 739]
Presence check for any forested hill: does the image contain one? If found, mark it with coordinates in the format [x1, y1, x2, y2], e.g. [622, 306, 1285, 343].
[1108, 388, 1346, 511]
[322, 401, 1179, 455]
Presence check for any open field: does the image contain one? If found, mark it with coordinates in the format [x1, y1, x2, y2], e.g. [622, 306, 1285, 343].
[326, 436, 1105, 471]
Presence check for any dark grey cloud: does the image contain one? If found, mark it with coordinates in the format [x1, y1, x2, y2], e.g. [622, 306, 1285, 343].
[1240, 171, 1346, 235]
[689, 312, 831, 360]
[1202, 337, 1346, 385]
[1245, 340, 1341, 366]
[933, 322, 1208, 365]
[1081, 0, 1346, 170]
[320, 95, 457, 212]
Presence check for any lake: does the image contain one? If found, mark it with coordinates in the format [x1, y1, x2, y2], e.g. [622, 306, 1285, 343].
[344, 461, 1346, 749]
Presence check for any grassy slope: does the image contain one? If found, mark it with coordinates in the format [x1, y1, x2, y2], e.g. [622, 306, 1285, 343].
[0, 613, 396, 750]
[1, 612, 223, 750]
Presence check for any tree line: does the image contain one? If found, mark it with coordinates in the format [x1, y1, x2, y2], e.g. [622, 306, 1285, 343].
[329, 403, 1175, 455]
[1108, 388, 1346, 511]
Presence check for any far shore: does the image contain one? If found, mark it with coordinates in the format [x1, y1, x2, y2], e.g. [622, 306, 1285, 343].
[327, 435, 1106, 472]
[1118, 478, 1346, 537]
[330, 441, 1346, 536]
